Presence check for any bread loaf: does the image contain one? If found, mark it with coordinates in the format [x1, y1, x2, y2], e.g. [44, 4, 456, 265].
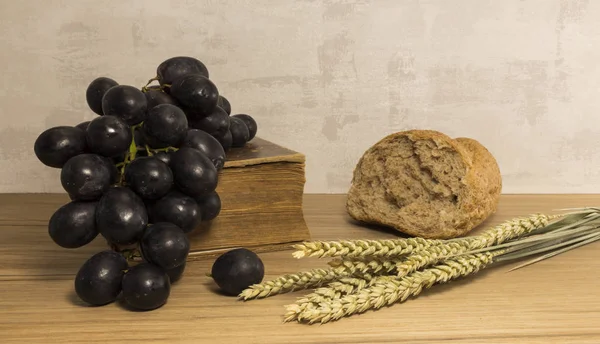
[346, 130, 502, 239]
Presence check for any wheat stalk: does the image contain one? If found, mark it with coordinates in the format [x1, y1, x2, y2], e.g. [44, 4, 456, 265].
[393, 213, 553, 277]
[292, 237, 440, 259]
[283, 212, 600, 324]
[284, 252, 497, 324]
[237, 208, 600, 325]
[292, 213, 555, 260]
[239, 257, 398, 300]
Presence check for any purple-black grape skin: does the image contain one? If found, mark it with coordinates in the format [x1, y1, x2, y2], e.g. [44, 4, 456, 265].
[101, 85, 148, 125]
[48, 200, 99, 248]
[170, 74, 219, 116]
[60, 153, 113, 201]
[95, 187, 148, 245]
[217, 95, 231, 115]
[147, 190, 202, 233]
[153, 151, 172, 165]
[211, 248, 265, 296]
[231, 114, 257, 141]
[144, 87, 179, 110]
[217, 130, 233, 151]
[86, 77, 118, 115]
[34, 126, 88, 168]
[188, 106, 230, 140]
[124, 156, 173, 200]
[156, 56, 209, 85]
[142, 104, 188, 149]
[99, 156, 119, 185]
[86, 115, 132, 158]
[181, 129, 226, 171]
[140, 222, 190, 270]
[121, 262, 171, 311]
[196, 191, 221, 222]
[229, 117, 250, 148]
[169, 147, 219, 198]
[74, 250, 128, 306]
[75, 121, 91, 131]
[165, 262, 186, 283]
[134, 126, 146, 147]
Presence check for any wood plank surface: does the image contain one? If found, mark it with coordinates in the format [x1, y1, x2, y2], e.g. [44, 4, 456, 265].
[1, 194, 600, 343]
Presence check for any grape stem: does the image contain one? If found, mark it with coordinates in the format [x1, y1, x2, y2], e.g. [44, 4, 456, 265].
[145, 145, 154, 156]
[141, 76, 159, 93]
[114, 122, 179, 186]
[107, 241, 142, 262]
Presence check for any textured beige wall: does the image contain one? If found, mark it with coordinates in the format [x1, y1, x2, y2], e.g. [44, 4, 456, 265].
[0, 0, 596, 193]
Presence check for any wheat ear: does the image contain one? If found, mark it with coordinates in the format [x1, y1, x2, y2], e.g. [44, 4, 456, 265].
[291, 214, 555, 260]
[239, 258, 397, 300]
[465, 213, 556, 249]
[282, 275, 391, 321]
[284, 252, 498, 324]
[292, 237, 440, 259]
[393, 213, 552, 277]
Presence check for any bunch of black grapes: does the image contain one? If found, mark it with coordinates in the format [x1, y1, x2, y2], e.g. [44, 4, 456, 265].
[33, 56, 258, 311]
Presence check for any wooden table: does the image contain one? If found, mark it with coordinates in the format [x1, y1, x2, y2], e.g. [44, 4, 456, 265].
[1, 194, 600, 343]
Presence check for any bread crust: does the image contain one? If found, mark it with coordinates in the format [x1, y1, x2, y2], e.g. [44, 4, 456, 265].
[346, 130, 502, 239]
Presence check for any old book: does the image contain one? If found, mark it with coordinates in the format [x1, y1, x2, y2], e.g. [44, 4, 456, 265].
[187, 137, 311, 258]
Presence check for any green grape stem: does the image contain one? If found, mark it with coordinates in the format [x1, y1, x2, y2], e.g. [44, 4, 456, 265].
[115, 121, 179, 186]
[145, 145, 154, 156]
[141, 76, 159, 93]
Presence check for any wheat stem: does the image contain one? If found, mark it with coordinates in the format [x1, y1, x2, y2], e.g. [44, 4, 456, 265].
[393, 214, 551, 277]
[239, 258, 397, 300]
[284, 252, 498, 324]
[292, 214, 554, 261]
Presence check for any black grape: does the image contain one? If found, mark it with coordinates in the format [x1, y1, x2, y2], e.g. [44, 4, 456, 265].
[74, 250, 128, 306]
[96, 187, 148, 245]
[211, 248, 264, 296]
[142, 104, 188, 148]
[101, 85, 148, 125]
[153, 151, 172, 165]
[122, 262, 171, 311]
[170, 74, 218, 115]
[76, 121, 91, 131]
[34, 126, 87, 168]
[60, 154, 113, 200]
[217, 95, 231, 115]
[217, 130, 233, 151]
[196, 191, 221, 222]
[147, 190, 201, 233]
[134, 126, 146, 147]
[169, 147, 218, 198]
[113, 147, 148, 165]
[86, 115, 132, 157]
[188, 106, 230, 140]
[157, 56, 209, 85]
[48, 201, 99, 248]
[140, 222, 190, 270]
[99, 156, 119, 185]
[181, 129, 226, 170]
[165, 262, 186, 283]
[124, 156, 173, 200]
[229, 117, 250, 148]
[144, 87, 179, 110]
[231, 114, 257, 141]
[86, 77, 118, 115]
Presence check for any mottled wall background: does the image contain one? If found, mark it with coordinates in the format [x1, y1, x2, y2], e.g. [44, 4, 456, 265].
[0, 0, 597, 194]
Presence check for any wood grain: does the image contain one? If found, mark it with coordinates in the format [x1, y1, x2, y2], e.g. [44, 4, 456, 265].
[1, 194, 600, 343]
